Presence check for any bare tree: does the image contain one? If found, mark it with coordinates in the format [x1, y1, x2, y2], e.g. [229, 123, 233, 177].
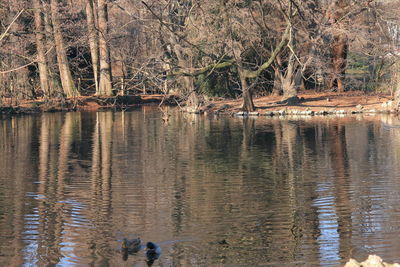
[1, 0, 399, 108]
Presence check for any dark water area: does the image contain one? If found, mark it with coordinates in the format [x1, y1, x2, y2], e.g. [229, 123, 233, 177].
[1, 108, 400, 266]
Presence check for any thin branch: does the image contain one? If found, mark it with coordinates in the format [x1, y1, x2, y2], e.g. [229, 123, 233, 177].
[171, 59, 235, 77]
[0, 9, 25, 44]
[141, 0, 214, 60]
[244, 22, 291, 78]
[0, 46, 54, 74]
[169, 21, 290, 80]
[0, 61, 35, 74]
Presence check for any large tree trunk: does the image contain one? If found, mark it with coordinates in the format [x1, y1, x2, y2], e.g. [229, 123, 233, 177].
[272, 65, 283, 96]
[33, 0, 50, 96]
[281, 54, 298, 99]
[277, 28, 301, 104]
[50, 0, 79, 97]
[328, 33, 348, 92]
[97, 0, 113, 96]
[86, 0, 99, 95]
[327, 0, 349, 92]
[278, 69, 302, 106]
[43, 9, 57, 95]
[169, 34, 200, 109]
[239, 67, 255, 112]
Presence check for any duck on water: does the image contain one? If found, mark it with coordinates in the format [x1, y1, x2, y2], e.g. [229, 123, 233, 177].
[145, 242, 161, 260]
[121, 238, 162, 265]
[145, 242, 161, 267]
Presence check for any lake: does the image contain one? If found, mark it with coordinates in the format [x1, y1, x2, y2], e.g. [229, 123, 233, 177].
[1, 107, 400, 266]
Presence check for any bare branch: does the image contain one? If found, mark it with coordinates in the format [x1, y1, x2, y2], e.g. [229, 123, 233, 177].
[0, 9, 25, 44]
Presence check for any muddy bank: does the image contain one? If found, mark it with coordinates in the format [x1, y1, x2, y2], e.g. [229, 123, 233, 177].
[1, 91, 398, 117]
[0, 94, 178, 115]
[203, 92, 398, 116]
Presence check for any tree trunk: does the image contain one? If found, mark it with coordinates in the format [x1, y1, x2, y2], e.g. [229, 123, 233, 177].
[272, 65, 283, 96]
[33, 0, 50, 96]
[86, 0, 99, 95]
[239, 67, 255, 112]
[281, 65, 299, 99]
[170, 36, 200, 109]
[327, 0, 349, 92]
[279, 70, 301, 106]
[97, 0, 113, 96]
[328, 33, 348, 92]
[394, 62, 400, 108]
[273, 19, 304, 105]
[279, 34, 300, 104]
[43, 9, 57, 95]
[50, 0, 79, 97]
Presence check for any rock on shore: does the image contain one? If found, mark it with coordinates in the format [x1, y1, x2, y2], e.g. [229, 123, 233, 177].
[344, 255, 400, 267]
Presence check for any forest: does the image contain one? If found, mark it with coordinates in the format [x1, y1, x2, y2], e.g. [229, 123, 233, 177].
[1, 0, 400, 112]
[3, 1, 400, 265]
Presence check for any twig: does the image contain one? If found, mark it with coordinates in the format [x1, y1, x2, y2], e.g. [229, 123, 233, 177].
[0, 61, 35, 74]
[141, 1, 213, 60]
[0, 47, 54, 74]
[0, 9, 25, 44]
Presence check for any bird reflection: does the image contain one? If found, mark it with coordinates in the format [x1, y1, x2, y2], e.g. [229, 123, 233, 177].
[146, 258, 155, 267]
[121, 237, 142, 261]
[146, 242, 161, 266]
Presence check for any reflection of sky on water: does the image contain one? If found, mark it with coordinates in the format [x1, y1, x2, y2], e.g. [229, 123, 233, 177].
[23, 210, 40, 267]
[4, 111, 400, 266]
[58, 199, 92, 267]
[22, 197, 92, 267]
[59, 244, 80, 267]
[314, 183, 340, 265]
[23, 242, 38, 267]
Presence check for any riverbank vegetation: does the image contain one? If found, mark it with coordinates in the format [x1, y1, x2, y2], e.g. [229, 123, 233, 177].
[1, 0, 400, 113]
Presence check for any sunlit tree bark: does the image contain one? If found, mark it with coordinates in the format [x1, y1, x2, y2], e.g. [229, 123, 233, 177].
[33, 0, 51, 96]
[238, 68, 255, 112]
[86, 0, 100, 95]
[394, 62, 400, 107]
[97, 0, 113, 96]
[42, 8, 57, 95]
[49, 0, 80, 97]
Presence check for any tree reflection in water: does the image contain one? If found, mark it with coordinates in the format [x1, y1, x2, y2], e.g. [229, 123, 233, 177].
[1, 109, 400, 266]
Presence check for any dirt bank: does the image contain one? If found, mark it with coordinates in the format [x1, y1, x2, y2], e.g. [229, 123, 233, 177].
[0, 94, 177, 115]
[0, 91, 397, 116]
[205, 91, 396, 115]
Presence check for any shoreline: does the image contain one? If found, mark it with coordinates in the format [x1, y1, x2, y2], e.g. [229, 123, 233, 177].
[0, 94, 177, 115]
[1, 91, 398, 117]
[202, 91, 398, 116]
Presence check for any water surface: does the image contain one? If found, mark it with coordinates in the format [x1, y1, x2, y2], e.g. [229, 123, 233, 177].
[1, 108, 400, 266]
